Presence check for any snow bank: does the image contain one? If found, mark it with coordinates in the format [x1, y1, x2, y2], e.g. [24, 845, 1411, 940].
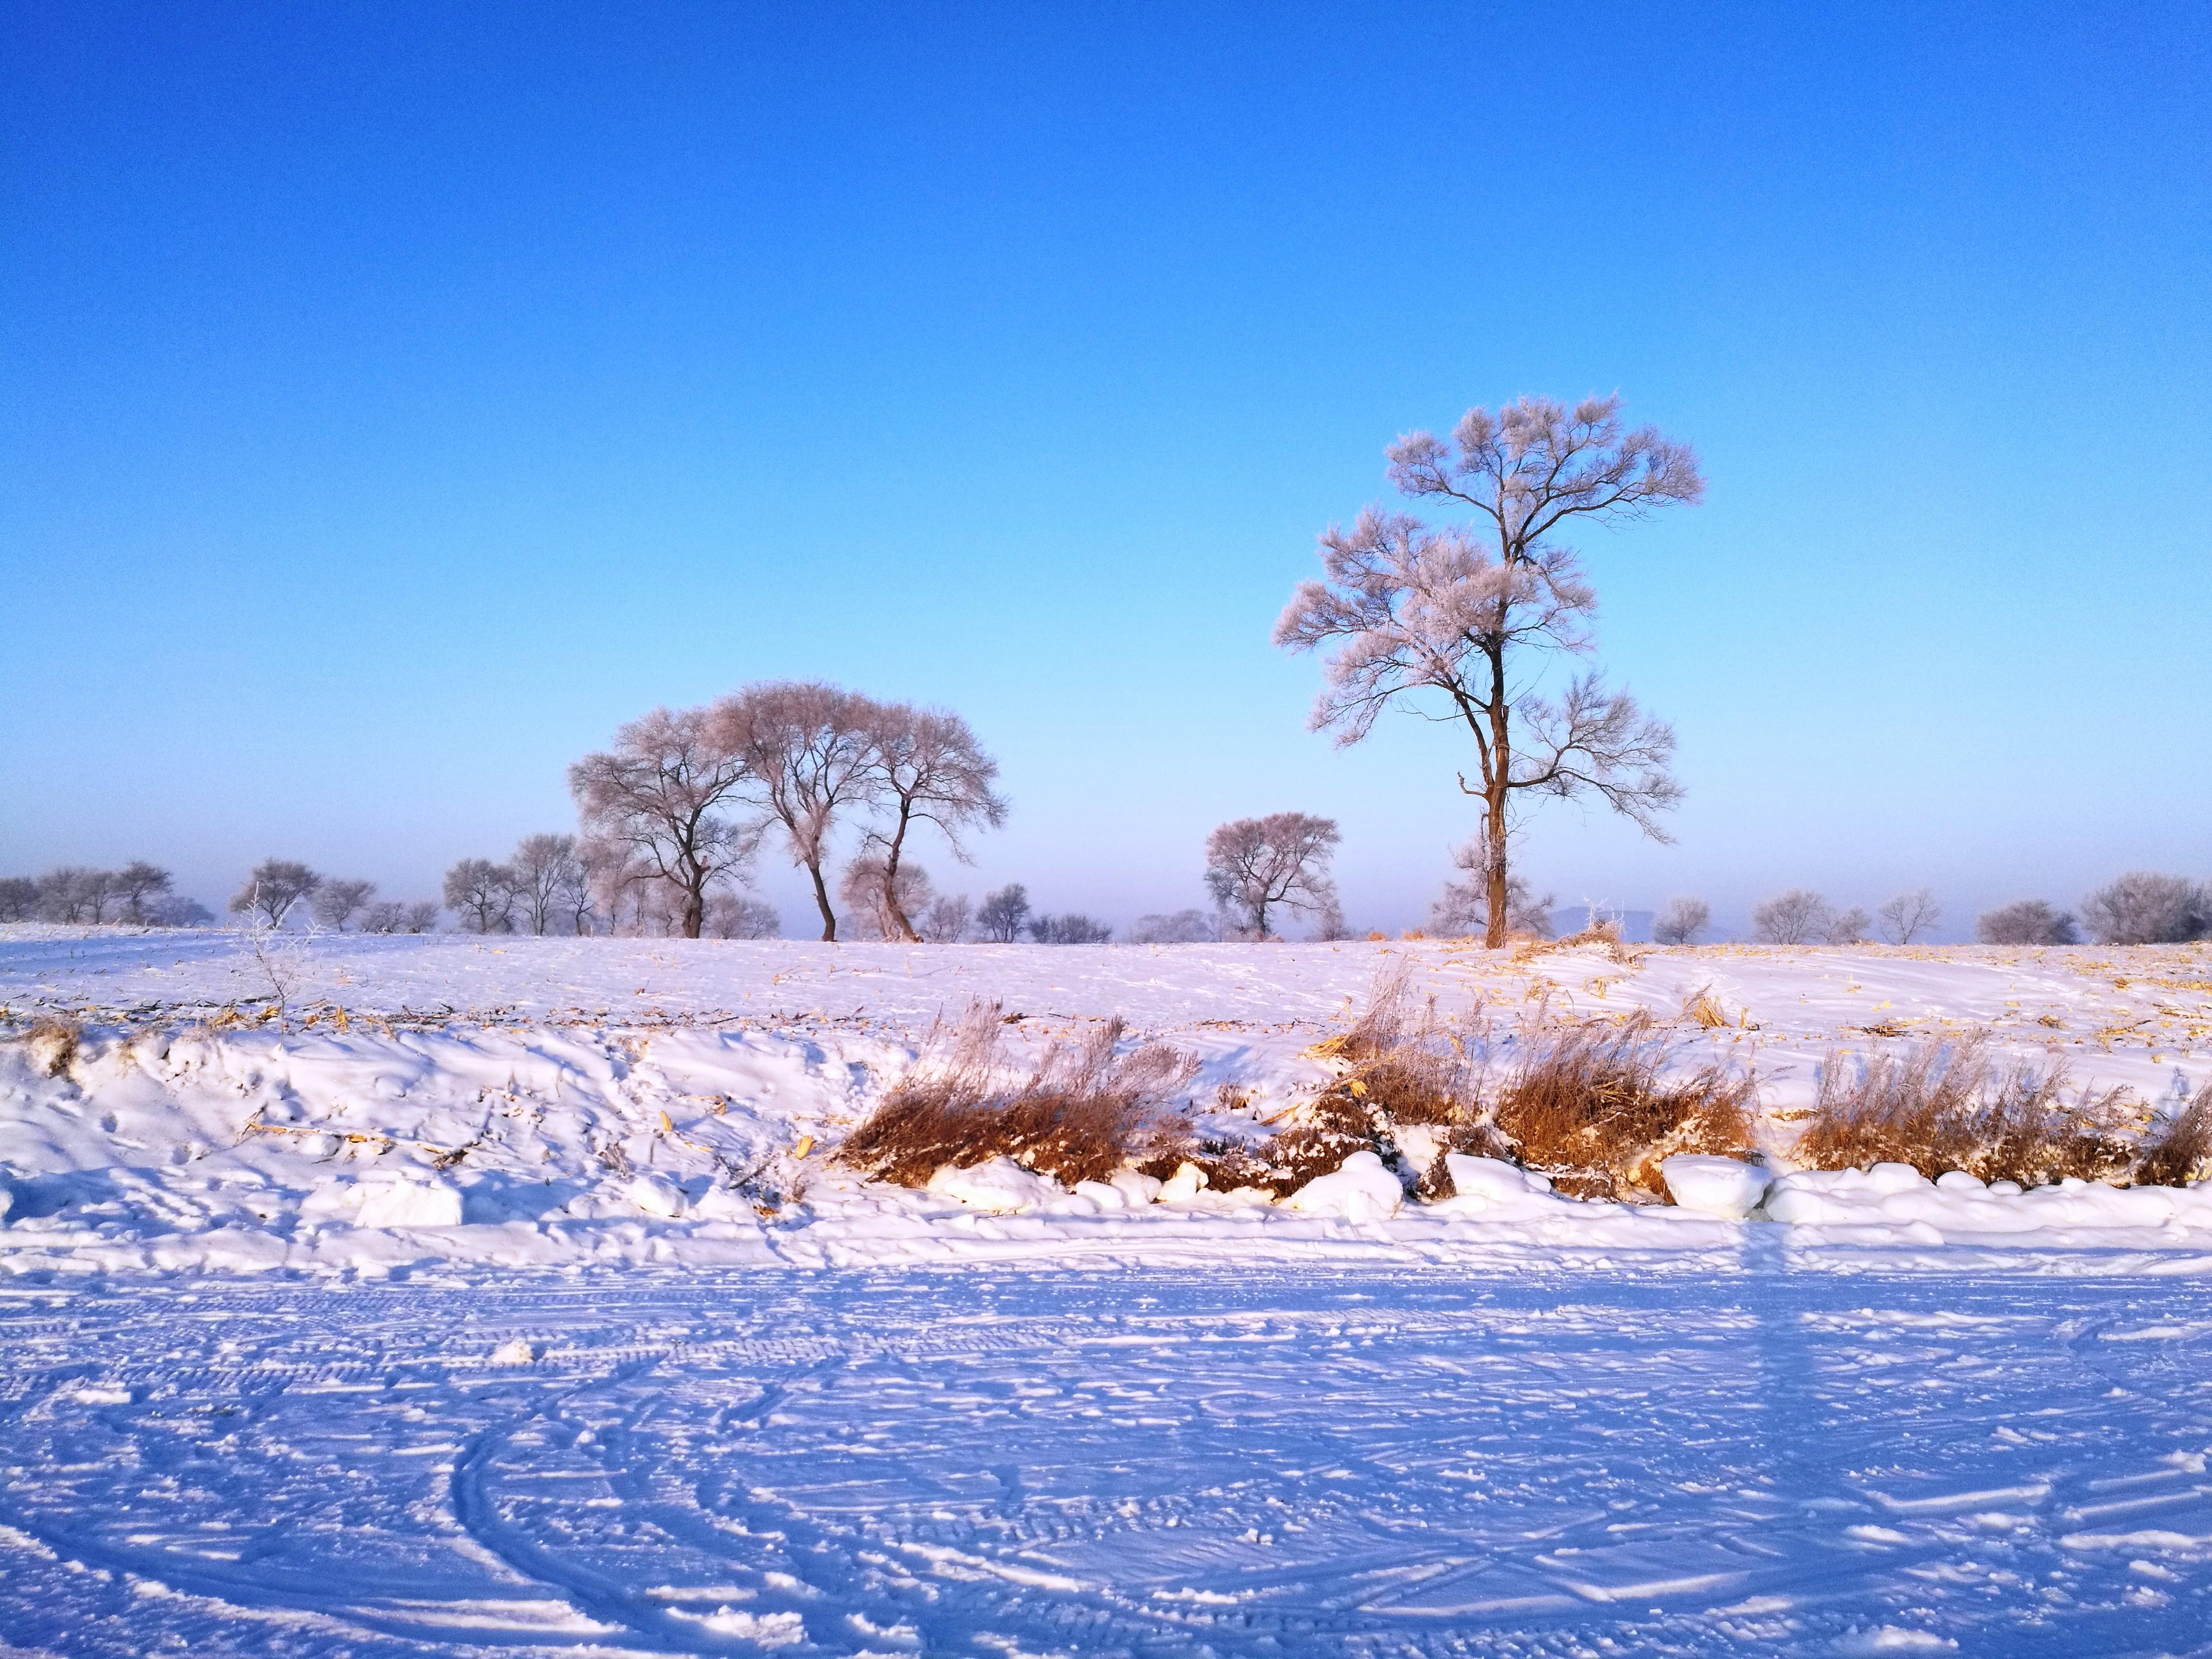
[1, 931, 2209, 1278]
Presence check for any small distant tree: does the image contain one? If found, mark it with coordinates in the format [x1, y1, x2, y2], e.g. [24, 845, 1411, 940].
[710, 682, 876, 941]
[361, 900, 407, 934]
[1277, 396, 1700, 948]
[1652, 895, 1710, 945]
[1976, 898, 2078, 945]
[2080, 872, 2209, 945]
[704, 891, 780, 939]
[570, 705, 760, 939]
[149, 894, 214, 927]
[443, 859, 517, 934]
[1752, 889, 1831, 945]
[228, 860, 323, 928]
[0, 877, 35, 921]
[508, 833, 583, 937]
[403, 900, 441, 933]
[1203, 812, 1341, 939]
[1430, 832, 1553, 939]
[975, 883, 1031, 943]
[1877, 888, 1941, 945]
[311, 878, 376, 930]
[1129, 909, 1218, 944]
[1030, 913, 1113, 944]
[1824, 905, 1872, 946]
[856, 702, 1008, 942]
[114, 862, 174, 925]
[838, 854, 935, 941]
[919, 893, 973, 943]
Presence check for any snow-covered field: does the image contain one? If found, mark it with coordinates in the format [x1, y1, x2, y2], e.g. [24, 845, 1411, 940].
[3, 927, 2211, 1654]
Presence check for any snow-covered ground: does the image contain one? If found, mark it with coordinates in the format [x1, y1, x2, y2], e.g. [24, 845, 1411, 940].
[3, 928, 2212, 1654]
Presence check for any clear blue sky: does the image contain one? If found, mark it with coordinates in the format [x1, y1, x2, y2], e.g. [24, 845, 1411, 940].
[4, 0, 2207, 938]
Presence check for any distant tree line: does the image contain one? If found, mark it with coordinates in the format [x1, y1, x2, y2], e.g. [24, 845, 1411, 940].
[0, 863, 209, 926]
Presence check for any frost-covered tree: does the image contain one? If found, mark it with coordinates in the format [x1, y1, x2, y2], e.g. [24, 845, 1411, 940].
[508, 833, 583, 937]
[710, 682, 876, 941]
[1129, 908, 1218, 944]
[975, 883, 1031, 943]
[1652, 895, 1710, 945]
[858, 702, 1008, 942]
[1430, 831, 1553, 939]
[705, 891, 780, 939]
[1277, 396, 1700, 948]
[228, 860, 322, 928]
[404, 900, 441, 933]
[311, 878, 376, 930]
[919, 893, 973, 943]
[1753, 889, 1833, 945]
[1877, 888, 1941, 945]
[570, 705, 760, 940]
[1976, 898, 2078, 945]
[2079, 871, 2208, 945]
[0, 877, 35, 921]
[443, 859, 517, 934]
[114, 862, 174, 925]
[1203, 813, 1340, 939]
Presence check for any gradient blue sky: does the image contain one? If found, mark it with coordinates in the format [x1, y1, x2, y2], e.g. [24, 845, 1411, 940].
[4, 0, 2207, 938]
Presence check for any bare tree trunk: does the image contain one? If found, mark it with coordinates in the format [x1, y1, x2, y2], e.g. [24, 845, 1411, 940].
[1484, 644, 1513, 950]
[807, 862, 838, 941]
[879, 802, 923, 943]
[682, 887, 705, 939]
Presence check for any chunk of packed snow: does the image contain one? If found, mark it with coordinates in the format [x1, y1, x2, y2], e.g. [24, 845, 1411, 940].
[1286, 1150, 1403, 1221]
[490, 1337, 536, 1364]
[1108, 1168, 1163, 1207]
[1867, 1162, 1929, 1193]
[1659, 1154, 1772, 1219]
[353, 1178, 463, 1230]
[1074, 1179, 1128, 1210]
[1446, 1154, 1554, 1203]
[926, 1157, 1060, 1213]
[1158, 1162, 1208, 1202]
[627, 1174, 688, 1218]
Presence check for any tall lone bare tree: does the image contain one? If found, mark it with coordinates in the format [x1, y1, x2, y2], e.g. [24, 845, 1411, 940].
[1276, 396, 1701, 947]
[569, 706, 760, 939]
[859, 702, 1008, 942]
[1203, 812, 1340, 939]
[710, 682, 877, 941]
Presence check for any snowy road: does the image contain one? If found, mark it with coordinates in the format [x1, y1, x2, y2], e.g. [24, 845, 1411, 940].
[3, 1268, 2209, 1658]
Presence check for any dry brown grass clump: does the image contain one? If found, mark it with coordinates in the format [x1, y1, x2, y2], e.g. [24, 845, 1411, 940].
[838, 1003, 1199, 1188]
[1792, 1036, 2196, 1188]
[2138, 1082, 2212, 1187]
[1487, 1012, 1756, 1200]
[20, 1017, 81, 1079]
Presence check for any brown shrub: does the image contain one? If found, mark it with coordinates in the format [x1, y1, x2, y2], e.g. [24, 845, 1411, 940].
[2138, 1081, 2212, 1187]
[838, 1002, 1199, 1188]
[1490, 1013, 1756, 1200]
[1794, 1037, 2147, 1188]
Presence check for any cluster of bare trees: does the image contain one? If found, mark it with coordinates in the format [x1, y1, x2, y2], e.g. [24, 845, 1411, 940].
[0, 863, 210, 926]
[1978, 872, 2210, 946]
[568, 682, 1007, 941]
[226, 858, 436, 932]
[1745, 888, 1940, 946]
